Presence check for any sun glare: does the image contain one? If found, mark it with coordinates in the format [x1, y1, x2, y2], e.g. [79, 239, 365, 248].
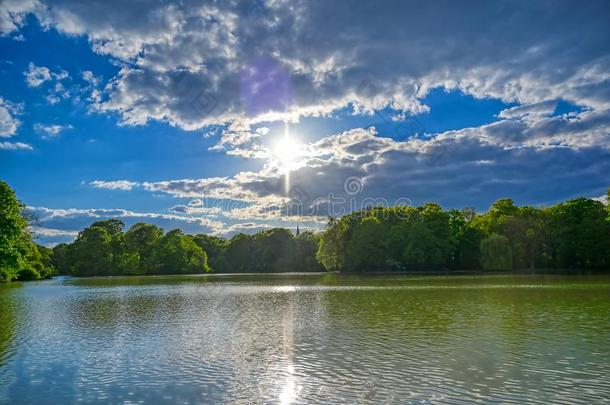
[273, 135, 302, 169]
[272, 123, 304, 195]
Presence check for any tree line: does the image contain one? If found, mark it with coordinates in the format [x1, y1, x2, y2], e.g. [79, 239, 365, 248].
[51, 222, 323, 276]
[317, 196, 610, 272]
[1, 179, 609, 281]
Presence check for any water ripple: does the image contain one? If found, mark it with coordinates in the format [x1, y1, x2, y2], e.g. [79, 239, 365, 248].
[0, 275, 609, 404]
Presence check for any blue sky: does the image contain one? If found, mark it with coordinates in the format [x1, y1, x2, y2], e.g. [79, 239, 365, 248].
[1, 1, 609, 245]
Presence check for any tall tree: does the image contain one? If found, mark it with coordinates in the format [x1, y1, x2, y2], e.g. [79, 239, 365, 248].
[499, 207, 549, 270]
[52, 243, 71, 275]
[124, 223, 164, 274]
[294, 231, 324, 272]
[193, 234, 228, 272]
[548, 198, 610, 270]
[253, 228, 296, 272]
[0, 181, 37, 281]
[480, 233, 513, 271]
[68, 226, 114, 276]
[345, 217, 386, 272]
[316, 217, 347, 271]
[156, 230, 210, 274]
[225, 233, 254, 273]
[89, 219, 127, 273]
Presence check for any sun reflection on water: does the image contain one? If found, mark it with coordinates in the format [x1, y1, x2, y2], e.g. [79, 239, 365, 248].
[278, 286, 302, 404]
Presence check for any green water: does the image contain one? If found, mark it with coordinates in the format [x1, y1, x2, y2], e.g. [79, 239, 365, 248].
[1, 274, 609, 404]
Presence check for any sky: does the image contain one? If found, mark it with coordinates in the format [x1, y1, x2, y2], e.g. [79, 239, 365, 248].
[0, 0, 609, 246]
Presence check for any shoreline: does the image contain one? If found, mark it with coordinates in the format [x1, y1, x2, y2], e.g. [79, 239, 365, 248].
[48, 269, 609, 280]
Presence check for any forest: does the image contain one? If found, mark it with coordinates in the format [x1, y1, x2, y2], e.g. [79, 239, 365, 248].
[1, 180, 609, 281]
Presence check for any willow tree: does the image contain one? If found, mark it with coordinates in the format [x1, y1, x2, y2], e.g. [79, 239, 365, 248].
[480, 233, 512, 271]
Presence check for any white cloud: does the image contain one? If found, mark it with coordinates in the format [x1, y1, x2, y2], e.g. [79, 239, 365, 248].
[82, 70, 100, 86]
[0, 97, 20, 137]
[593, 194, 608, 206]
[138, 111, 610, 218]
[34, 123, 73, 138]
[219, 222, 275, 237]
[28, 116, 610, 238]
[0, 0, 38, 35]
[26, 205, 225, 237]
[27, 204, 308, 244]
[0, 141, 32, 150]
[499, 100, 558, 121]
[90, 180, 139, 191]
[4, 0, 610, 229]
[45, 82, 70, 104]
[24, 62, 52, 87]
[209, 122, 271, 159]
[168, 204, 222, 216]
[188, 199, 203, 207]
[24, 63, 72, 104]
[2, 1, 608, 131]
[31, 227, 79, 238]
[168, 204, 190, 213]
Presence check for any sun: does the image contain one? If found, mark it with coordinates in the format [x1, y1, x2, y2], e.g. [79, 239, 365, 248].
[272, 123, 305, 194]
[273, 134, 303, 170]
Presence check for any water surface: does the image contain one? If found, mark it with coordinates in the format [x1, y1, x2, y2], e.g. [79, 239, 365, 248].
[1, 274, 609, 404]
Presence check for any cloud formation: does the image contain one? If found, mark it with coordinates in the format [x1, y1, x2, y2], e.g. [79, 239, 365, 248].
[0, 97, 20, 137]
[34, 123, 73, 138]
[24, 62, 52, 87]
[4, 1, 610, 238]
[26, 206, 226, 245]
[0, 141, 32, 150]
[90, 180, 138, 191]
[104, 107, 610, 221]
[24, 62, 71, 104]
[3, 1, 609, 131]
[0, 0, 38, 36]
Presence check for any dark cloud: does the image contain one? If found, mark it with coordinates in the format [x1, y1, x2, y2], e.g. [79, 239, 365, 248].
[139, 113, 610, 216]
[3, 0, 609, 128]
[5, 1, 610, 234]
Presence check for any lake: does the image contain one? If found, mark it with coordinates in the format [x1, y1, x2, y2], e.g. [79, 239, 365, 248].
[1, 274, 609, 404]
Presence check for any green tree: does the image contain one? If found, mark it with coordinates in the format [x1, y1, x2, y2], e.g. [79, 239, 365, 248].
[68, 226, 114, 276]
[294, 231, 324, 272]
[456, 227, 483, 270]
[401, 222, 447, 270]
[473, 198, 519, 235]
[420, 203, 455, 268]
[124, 223, 164, 274]
[0, 181, 33, 281]
[499, 206, 549, 270]
[253, 228, 296, 272]
[345, 217, 386, 272]
[548, 198, 610, 270]
[17, 187, 610, 278]
[447, 208, 481, 269]
[18, 244, 55, 281]
[193, 234, 228, 272]
[156, 230, 210, 274]
[225, 233, 253, 273]
[316, 217, 345, 271]
[480, 233, 513, 270]
[52, 243, 71, 275]
[89, 219, 127, 273]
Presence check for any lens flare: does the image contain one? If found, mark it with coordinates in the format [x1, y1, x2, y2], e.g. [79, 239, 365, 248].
[273, 122, 303, 194]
